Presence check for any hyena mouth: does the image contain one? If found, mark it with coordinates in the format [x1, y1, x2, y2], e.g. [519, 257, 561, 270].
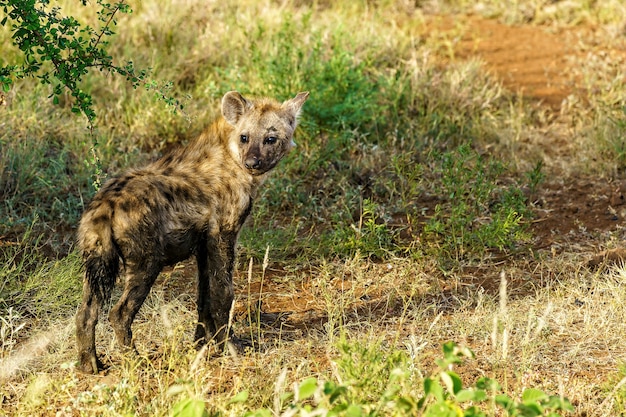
[244, 157, 277, 175]
[246, 166, 273, 176]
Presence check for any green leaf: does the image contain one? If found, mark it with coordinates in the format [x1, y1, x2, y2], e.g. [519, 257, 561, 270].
[522, 388, 549, 404]
[345, 404, 363, 417]
[324, 381, 347, 404]
[455, 389, 485, 403]
[244, 409, 272, 417]
[475, 377, 500, 391]
[298, 377, 318, 400]
[463, 405, 487, 417]
[280, 391, 294, 402]
[518, 403, 543, 416]
[229, 390, 249, 404]
[395, 396, 415, 412]
[423, 402, 458, 417]
[440, 370, 463, 395]
[441, 341, 473, 364]
[170, 397, 208, 417]
[424, 377, 445, 402]
[495, 394, 515, 412]
[545, 395, 575, 411]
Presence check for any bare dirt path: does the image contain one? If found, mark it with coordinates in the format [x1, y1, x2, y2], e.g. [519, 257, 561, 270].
[437, 15, 625, 110]
[454, 16, 578, 109]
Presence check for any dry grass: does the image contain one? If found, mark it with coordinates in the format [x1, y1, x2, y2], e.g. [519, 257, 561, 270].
[4, 255, 626, 415]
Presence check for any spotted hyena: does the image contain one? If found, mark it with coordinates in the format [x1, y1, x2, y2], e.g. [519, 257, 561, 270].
[75, 91, 309, 374]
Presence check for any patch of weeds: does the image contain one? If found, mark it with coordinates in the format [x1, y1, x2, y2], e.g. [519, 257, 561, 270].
[0, 136, 89, 254]
[17, 252, 83, 318]
[332, 198, 398, 260]
[601, 106, 626, 172]
[239, 217, 312, 263]
[0, 220, 42, 285]
[376, 152, 425, 213]
[422, 144, 532, 263]
[525, 160, 545, 195]
[218, 341, 574, 416]
[0, 225, 82, 324]
[334, 337, 410, 402]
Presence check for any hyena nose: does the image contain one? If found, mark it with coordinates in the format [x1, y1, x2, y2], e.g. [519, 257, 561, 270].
[245, 157, 261, 170]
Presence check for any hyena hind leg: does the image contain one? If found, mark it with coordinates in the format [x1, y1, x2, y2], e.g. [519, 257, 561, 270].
[108, 265, 161, 349]
[75, 279, 106, 374]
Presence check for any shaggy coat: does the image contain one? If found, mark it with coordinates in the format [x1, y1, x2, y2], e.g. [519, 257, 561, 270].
[75, 91, 309, 373]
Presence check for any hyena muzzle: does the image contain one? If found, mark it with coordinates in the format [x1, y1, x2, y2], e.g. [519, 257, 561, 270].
[75, 91, 309, 374]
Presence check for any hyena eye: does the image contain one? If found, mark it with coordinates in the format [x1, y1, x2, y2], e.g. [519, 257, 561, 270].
[264, 136, 277, 145]
[240, 135, 248, 144]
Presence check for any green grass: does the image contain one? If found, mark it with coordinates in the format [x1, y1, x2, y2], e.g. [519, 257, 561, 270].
[2, 0, 626, 416]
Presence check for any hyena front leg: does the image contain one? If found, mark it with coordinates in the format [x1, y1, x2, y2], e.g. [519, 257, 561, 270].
[194, 237, 217, 344]
[194, 232, 237, 348]
[109, 261, 161, 349]
[76, 279, 104, 374]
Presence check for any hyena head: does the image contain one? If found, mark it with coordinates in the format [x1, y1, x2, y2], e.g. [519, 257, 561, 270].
[222, 91, 309, 176]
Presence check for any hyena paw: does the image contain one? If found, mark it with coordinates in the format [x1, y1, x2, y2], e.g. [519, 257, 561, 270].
[226, 335, 253, 354]
[77, 353, 101, 374]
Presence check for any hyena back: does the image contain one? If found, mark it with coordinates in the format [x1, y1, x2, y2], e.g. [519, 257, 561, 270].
[75, 91, 309, 374]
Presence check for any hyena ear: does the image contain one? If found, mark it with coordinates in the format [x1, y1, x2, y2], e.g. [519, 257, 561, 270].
[282, 92, 310, 127]
[222, 91, 251, 126]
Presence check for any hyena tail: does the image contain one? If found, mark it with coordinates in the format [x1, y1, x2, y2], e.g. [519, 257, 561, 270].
[78, 209, 120, 304]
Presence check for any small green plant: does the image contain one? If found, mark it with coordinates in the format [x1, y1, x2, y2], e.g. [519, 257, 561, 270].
[389, 153, 425, 210]
[525, 160, 545, 195]
[168, 383, 210, 417]
[219, 341, 574, 417]
[332, 198, 397, 259]
[422, 144, 531, 262]
[417, 342, 574, 417]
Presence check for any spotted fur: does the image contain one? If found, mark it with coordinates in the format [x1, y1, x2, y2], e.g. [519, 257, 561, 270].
[75, 91, 309, 373]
